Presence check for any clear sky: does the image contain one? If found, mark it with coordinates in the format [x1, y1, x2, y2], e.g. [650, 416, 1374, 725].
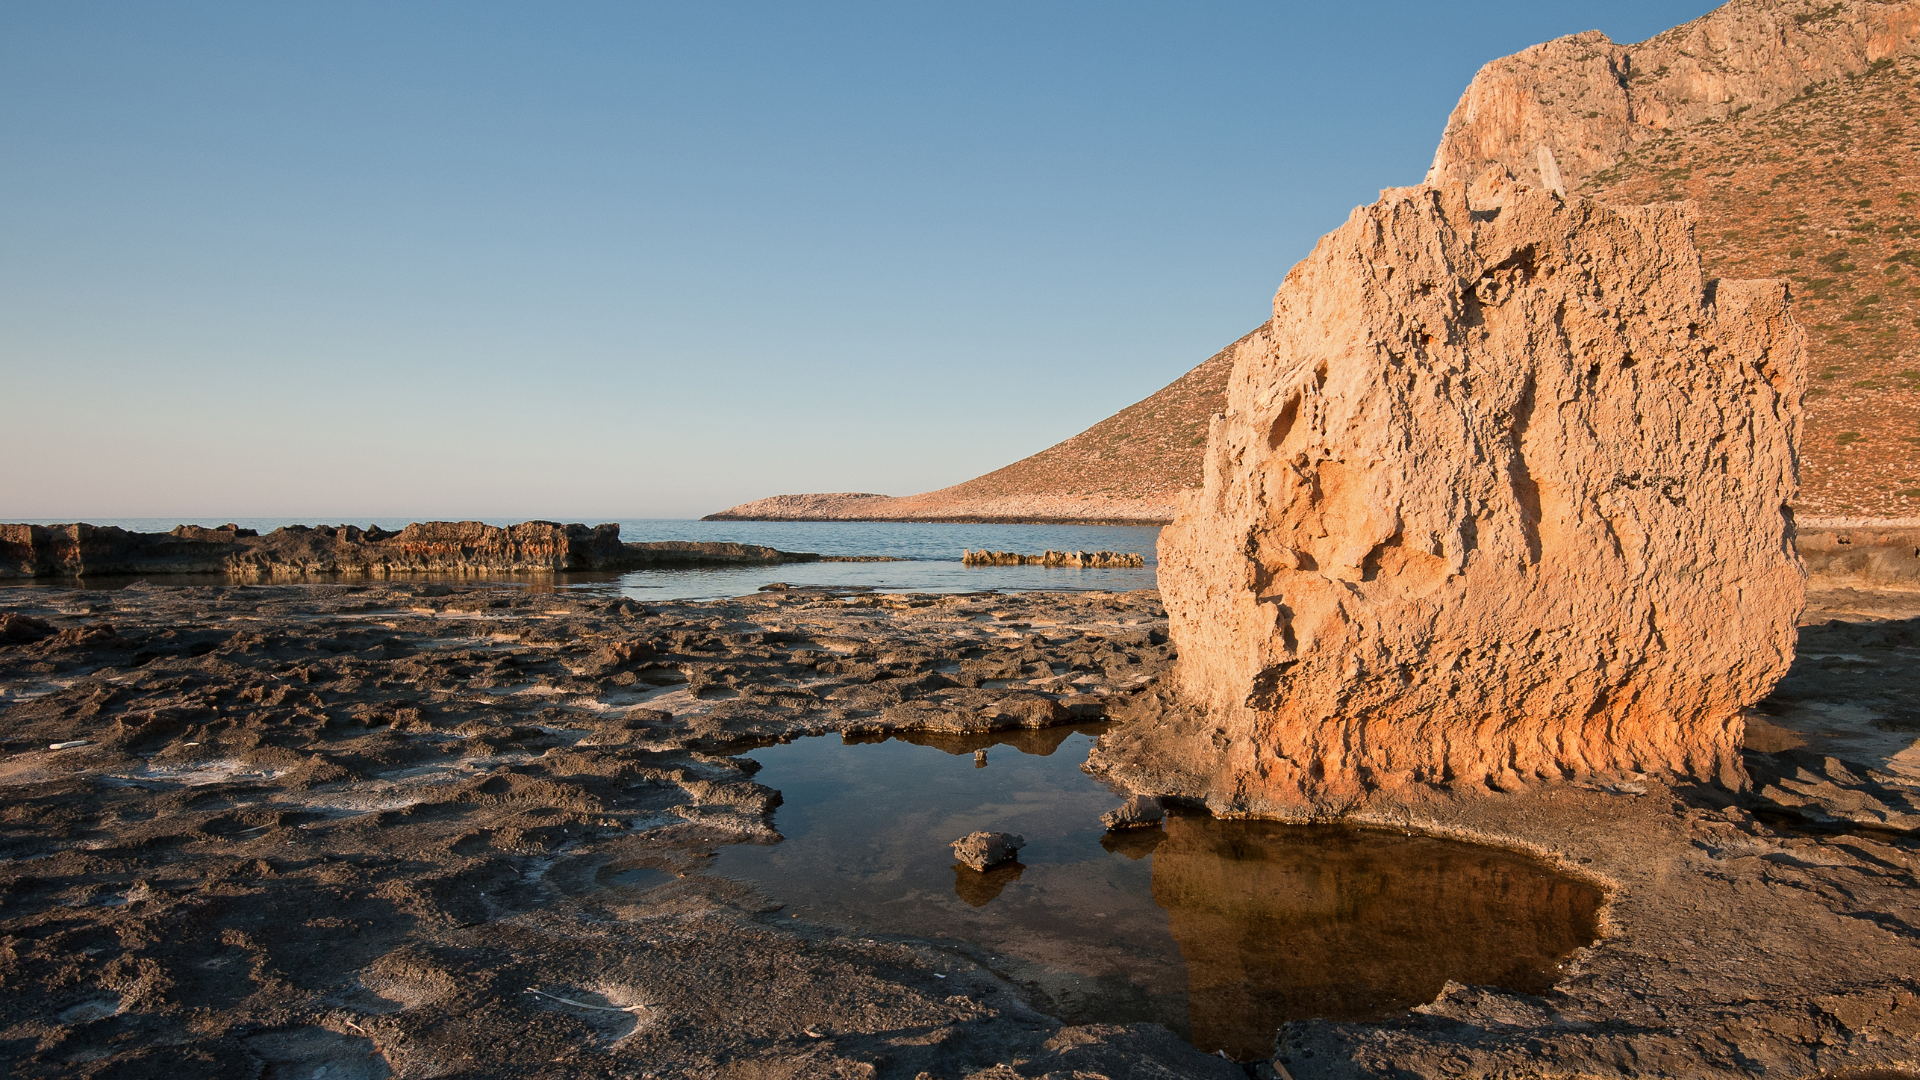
[1, 1, 1718, 521]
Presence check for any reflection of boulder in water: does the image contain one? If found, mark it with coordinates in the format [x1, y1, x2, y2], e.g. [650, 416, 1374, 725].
[952, 860, 1025, 907]
[1150, 814, 1601, 1061]
[1100, 825, 1166, 861]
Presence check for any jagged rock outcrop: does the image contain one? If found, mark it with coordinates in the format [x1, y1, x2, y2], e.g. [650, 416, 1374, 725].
[1585, 51, 1920, 519]
[1425, 0, 1920, 193]
[0, 521, 839, 579]
[1117, 171, 1805, 810]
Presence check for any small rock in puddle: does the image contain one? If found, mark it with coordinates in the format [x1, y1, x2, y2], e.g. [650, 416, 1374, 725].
[952, 830, 1026, 871]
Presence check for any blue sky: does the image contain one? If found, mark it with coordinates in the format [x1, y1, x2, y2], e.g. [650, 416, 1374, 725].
[1, 1, 1716, 521]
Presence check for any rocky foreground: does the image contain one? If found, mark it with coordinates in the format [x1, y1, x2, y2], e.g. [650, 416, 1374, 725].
[0, 580, 1915, 1078]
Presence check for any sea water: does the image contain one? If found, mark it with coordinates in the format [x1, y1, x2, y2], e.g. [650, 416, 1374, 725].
[9, 519, 1163, 599]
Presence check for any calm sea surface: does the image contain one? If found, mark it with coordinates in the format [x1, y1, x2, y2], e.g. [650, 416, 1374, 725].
[12, 519, 1163, 600]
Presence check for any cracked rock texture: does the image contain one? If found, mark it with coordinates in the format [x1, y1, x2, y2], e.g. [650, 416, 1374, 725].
[1151, 171, 1805, 809]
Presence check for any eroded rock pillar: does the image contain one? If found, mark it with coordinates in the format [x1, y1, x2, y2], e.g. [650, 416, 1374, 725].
[1148, 171, 1804, 809]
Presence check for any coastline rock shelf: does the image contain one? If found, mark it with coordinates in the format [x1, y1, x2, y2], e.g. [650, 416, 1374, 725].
[961, 549, 1146, 569]
[0, 578, 1914, 1076]
[0, 521, 894, 580]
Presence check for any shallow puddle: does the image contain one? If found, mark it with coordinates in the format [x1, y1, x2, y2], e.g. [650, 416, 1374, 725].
[713, 727, 1603, 1061]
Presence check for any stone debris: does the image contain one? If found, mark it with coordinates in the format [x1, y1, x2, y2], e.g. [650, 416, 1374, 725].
[1796, 524, 1920, 590]
[1146, 169, 1804, 809]
[0, 613, 53, 644]
[1101, 794, 1165, 830]
[951, 831, 1026, 871]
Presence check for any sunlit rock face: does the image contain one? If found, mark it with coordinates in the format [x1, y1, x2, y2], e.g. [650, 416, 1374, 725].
[1156, 170, 1805, 808]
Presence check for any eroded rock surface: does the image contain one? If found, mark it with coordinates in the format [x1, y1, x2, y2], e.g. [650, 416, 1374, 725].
[1132, 172, 1804, 811]
[0, 581, 1190, 1078]
[0, 581, 1915, 1076]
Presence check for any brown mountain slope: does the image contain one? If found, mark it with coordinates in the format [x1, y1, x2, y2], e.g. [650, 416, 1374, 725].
[1586, 53, 1920, 516]
[710, 0, 1919, 524]
[705, 326, 1260, 523]
[1425, 0, 1920, 192]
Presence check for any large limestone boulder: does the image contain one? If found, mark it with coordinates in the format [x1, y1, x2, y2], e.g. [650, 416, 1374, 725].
[1147, 170, 1804, 809]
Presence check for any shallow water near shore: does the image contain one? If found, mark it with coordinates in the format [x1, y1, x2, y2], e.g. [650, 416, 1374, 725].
[711, 729, 1604, 1061]
[7, 519, 1162, 599]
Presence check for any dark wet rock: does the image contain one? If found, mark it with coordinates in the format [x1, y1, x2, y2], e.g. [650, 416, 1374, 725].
[580, 638, 658, 675]
[0, 612, 54, 644]
[1101, 794, 1164, 830]
[952, 830, 1026, 871]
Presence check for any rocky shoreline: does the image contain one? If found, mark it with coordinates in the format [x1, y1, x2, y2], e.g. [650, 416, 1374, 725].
[0, 579, 1914, 1077]
[0, 521, 897, 581]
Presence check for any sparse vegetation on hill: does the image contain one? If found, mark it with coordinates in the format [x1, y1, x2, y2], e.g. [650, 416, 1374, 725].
[924, 329, 1249, 506]
[1589, 54, 1920, 516]
[707, 329, 1253, 522]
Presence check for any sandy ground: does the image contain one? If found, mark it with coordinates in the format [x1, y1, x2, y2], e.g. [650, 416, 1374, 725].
[0, 581, 1914, 1079]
